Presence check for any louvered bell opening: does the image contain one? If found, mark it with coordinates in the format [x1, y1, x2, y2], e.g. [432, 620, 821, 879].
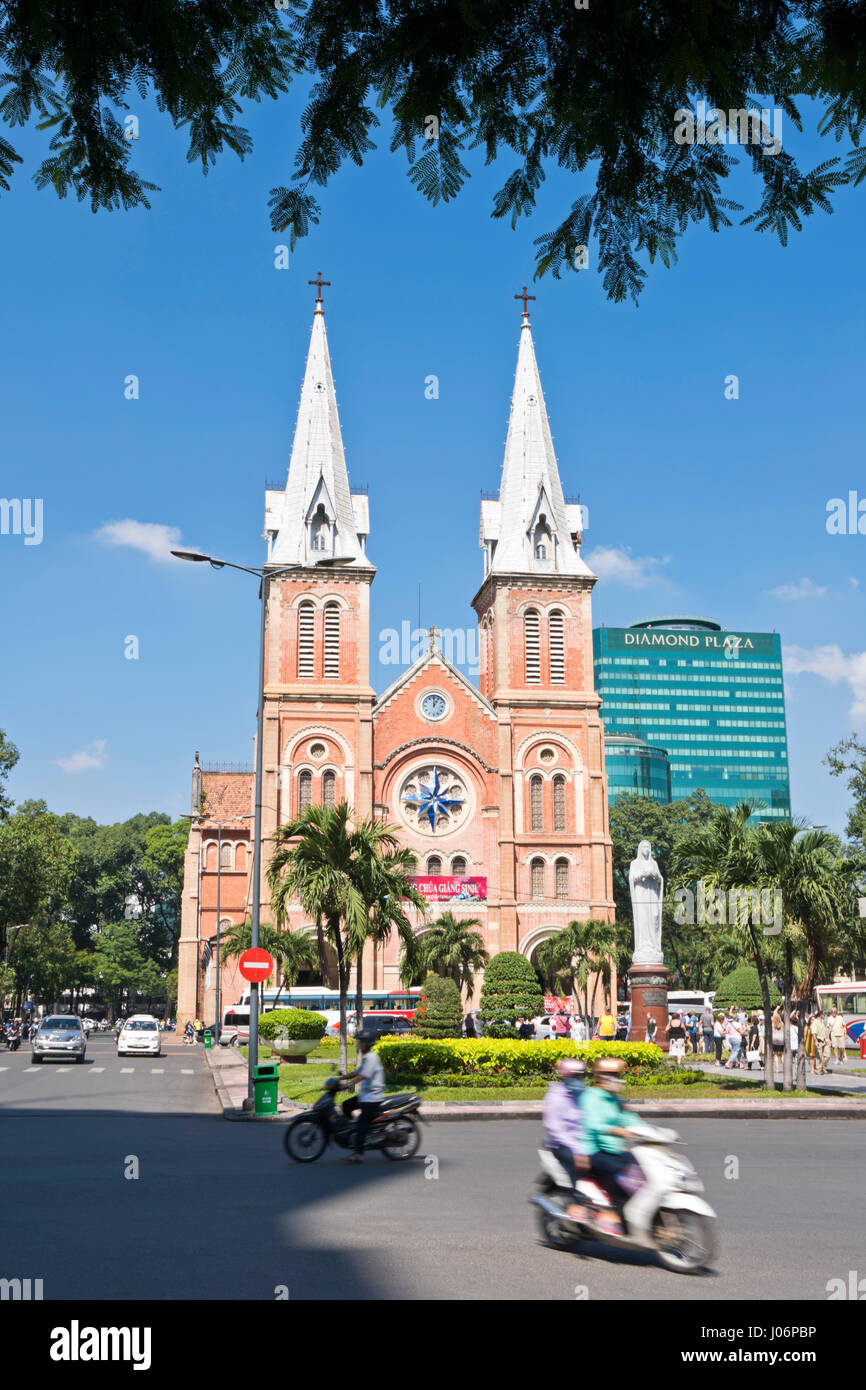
[525, 609, 540, 684]
[323, 603, 340, 678]
[298, 603, 315, 678]
[549, 610, 565, 684]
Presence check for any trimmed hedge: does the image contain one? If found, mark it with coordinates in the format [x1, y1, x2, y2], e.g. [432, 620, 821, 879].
[385, 1065, 703, 1090]
[478, 951, 544, 1037]
[713, 965, 782, 1012]
[258, 1008, 327, 1041]
[414, 972, 463, 1038]
[374, 1037, 663, 1079]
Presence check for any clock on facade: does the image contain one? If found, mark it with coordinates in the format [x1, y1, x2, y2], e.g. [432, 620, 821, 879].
[421, 692, 448, 721]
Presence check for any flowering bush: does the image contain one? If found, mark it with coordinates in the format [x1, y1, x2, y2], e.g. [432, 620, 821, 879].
[374, 1037, 663, 1079]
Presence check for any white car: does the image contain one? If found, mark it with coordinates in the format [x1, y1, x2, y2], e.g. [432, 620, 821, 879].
[117, 1014, 162, 1057]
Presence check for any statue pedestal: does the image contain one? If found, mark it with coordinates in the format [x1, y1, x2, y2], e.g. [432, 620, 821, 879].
[627, 963, 671, 1048]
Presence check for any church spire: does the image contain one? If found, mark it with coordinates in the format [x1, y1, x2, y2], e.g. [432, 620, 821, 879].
[479, 299, 590, 578]
[268, 290, 371, 569]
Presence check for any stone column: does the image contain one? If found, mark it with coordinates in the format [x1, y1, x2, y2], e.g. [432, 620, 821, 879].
[627, 963, 671, 1049]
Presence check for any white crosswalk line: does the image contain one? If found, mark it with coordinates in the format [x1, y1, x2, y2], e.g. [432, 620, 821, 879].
[151, 1068, 164, 1074]
[181, 1068, 194, 1074]
[91, 1067, 105, 1073]
[0, 1067, 8, 1072]
[120, 1067, 134, 1073]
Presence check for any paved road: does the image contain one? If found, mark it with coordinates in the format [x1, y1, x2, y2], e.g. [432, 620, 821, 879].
[1, 1042, 863, 1299]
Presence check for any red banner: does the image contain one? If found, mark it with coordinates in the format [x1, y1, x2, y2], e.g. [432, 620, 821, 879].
[544, 995, 573, 1013]
[408, 875, 487, 902]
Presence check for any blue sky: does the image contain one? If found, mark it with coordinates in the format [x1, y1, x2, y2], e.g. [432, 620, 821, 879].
[1, 87, 864, 835]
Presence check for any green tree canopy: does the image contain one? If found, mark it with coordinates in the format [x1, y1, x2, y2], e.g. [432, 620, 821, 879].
[0, 728, 19, 819]
[414, 971, 463, 1039]
[2, 4, 865, 300]
[713, 965, 782, 1013]
[478, 951, 544, 1037]
[0, 807, 77, 960]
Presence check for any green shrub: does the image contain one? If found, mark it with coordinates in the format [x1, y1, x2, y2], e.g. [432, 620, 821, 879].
[375, 1037, 662, 1080]
[713, 966, 781, 1013]
[258, 1008, 327, 1041]
[478, 952, 544, 1036]
[415, 972, 463, 1038]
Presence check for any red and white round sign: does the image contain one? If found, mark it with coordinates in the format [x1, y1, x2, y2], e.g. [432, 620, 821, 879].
[238, 947, 275, 983]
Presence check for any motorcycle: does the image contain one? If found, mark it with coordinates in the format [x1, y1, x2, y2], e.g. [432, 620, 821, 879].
[284, 1075, 423, 1163]
[1, 1027, 21, 1052]
[531, 1124, 716, 1274]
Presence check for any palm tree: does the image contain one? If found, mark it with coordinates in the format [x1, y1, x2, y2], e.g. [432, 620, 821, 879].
[535, 918, 628, 1026]
[345, 836, 427, 1030]
[752, 820, 854, 1090]
[217, 919, 318, 1006]
[267, 802, 425, 1072]
[413, 910, 489, 1000]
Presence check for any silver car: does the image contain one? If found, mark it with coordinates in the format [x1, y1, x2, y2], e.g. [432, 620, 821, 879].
[31, 1015, 87, 1064]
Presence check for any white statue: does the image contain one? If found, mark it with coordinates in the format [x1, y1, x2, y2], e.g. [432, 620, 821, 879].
[629, 839, 664, 964]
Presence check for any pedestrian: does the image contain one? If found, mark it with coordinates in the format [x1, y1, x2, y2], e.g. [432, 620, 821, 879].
[713, 1012, 725, 1065]
[687, 1011, 700, 1055]
[645, 1013, 658, 1044]
[615, 1009, 628, 1042]
[518, 1016, 534, 1041]
[464, 1011, 476, 1039]
[771, 1008, 785, 1077]
[553, 1011, 570, 1040]
[828, 1007, 848, 1064]
[810, 1010, 830, 1075]
[184, 1021, 195, 1046]
[596, 1004, 617, 1042]
[700, 1005, 714, 1055]
[724, 1013, 744, 1069]
[668, 1013, 687, 1069]
[804, 1013, 816, 1074]
[571, 1014, 587, 1043]
[745, 1011, 761, 1069]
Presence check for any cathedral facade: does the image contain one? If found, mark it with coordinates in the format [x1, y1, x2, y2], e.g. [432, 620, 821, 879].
[177, 292, 615, 1027]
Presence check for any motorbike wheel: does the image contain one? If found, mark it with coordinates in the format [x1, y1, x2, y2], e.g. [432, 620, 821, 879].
[653, 1207, 715, 1274]
[535, 1203, 580, 1252]
[284, 1118, 327, 1163]
[382, 1117, 421, 1161]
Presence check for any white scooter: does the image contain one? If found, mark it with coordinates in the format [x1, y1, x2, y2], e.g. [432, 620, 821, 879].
[531, 1124, 716, 1274]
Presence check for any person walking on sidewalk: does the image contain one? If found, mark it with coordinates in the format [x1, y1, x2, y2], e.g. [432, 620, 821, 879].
[810, 1010, 830, 1075]
[828, 1007, 848, 1064]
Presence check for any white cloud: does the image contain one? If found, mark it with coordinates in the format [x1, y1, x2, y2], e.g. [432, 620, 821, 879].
[766, 577, 827, 600]
[54, 739, 108, 773]
[95, 519, 183, 564]
[783, 644, 866, 723]
[585, 545, 672, 590]
[850, 576, 860, 589]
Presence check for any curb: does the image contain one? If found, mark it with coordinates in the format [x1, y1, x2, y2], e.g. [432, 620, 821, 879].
[203, 1052, 866, 1122]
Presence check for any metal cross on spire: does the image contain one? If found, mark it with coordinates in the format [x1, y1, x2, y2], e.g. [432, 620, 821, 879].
[427, 624, 441, 654]
[514, 284, 536, 317]
[308, 271, 331, 305]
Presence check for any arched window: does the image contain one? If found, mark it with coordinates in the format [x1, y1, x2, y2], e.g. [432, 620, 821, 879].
[555, 858, 569, 899]
[298, 770, 312, 813]
[531, 858, 545, 899]
[451, 856, 467, 876]
[235, 844, 246, 871]
[219, 841, 233, 870]
[311, 503, 329, 551]
[323, 602, 340, 679]
[406, 856, 417, 874]
[533, 514, 552, 560]
[427, 856, 442, 876]
[524, 608, 540, 683]
[322, 770, 336, 808]
[298, 601, 315, 678]
[530, 774, 544, 832]
[553, 774, 566, 831]
[205, 843, 217, 870]
[549, 609, 565, 684]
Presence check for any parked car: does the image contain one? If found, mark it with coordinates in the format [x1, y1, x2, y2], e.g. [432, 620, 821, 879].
[31, 1014, 87, 1064]
[355, 1014, 413, 1042]
[117, 1015, 162, 1057]
[532, 1014, 574, 1041]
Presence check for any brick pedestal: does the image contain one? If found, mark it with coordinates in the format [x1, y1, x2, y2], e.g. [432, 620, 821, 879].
[627, 963, 671, 1048]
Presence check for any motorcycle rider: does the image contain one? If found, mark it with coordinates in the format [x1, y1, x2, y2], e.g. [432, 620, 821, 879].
[340, 1030, 385, 1164]
[580, 1056, 652, 1233]
[542, 1058, 590, 1221]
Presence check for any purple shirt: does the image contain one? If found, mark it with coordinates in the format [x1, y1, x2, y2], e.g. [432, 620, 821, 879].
[543, 1082, 588, 1156]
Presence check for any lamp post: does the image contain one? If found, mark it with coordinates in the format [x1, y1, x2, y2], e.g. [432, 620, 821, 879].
[172, 546, 354, 1106]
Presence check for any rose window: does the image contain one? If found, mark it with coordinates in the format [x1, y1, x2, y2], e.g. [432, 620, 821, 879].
[400, 765, 468, 836]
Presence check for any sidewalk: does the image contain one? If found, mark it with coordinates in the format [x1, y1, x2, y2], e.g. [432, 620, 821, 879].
[204, 1046, 866, 1122]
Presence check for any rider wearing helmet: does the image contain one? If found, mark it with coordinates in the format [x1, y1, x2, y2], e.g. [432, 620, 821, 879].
[341, 1030, 385, 1164]
[580, 1057, 651, 1229]
[542, 1057, 590, 1220]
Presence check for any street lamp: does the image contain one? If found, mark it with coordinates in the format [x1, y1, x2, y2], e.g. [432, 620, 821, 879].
[172, 546, 355, 1107]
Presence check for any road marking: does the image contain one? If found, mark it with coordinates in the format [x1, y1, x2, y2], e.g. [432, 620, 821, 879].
[151, 1068, 164, 1074]
[120, 1067, 134, 1073]
[181, 1068, 195, 1074]
[91, 1067, 105, 1073]
[0, 1067, 7, 1072]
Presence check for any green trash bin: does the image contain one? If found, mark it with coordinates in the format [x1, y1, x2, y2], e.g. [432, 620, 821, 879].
[203, 1029, 213, 1050]
[253, 1062, 280, 1116]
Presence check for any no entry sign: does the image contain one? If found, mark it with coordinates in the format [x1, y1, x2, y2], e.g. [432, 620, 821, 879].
[238, 947, 275, 983]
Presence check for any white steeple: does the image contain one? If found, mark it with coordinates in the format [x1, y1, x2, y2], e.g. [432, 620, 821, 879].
[266, 289, 371, 569]
[480, 304, 591, 578]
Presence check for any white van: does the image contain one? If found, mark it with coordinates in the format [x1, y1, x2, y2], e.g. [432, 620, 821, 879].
[220, 1005, 250, 1046]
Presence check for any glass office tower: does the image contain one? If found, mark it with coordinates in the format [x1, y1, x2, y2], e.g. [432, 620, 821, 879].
[604, 734, 672, 804]
[593, 617, 791, 818]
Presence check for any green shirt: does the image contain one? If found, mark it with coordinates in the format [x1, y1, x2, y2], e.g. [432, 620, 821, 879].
[580, 1087, 632, 1155]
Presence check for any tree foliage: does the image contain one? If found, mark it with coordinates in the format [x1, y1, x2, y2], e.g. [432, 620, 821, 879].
[413, 970, 463, 1038]
[1, 3, 865, 298]
[478, 951, 543, 1037]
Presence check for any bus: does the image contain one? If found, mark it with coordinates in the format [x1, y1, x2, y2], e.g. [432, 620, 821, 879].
[666, 990, 715, 1018]
[814, 982, 866, 1044]
[233, 986, 423, 1023]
